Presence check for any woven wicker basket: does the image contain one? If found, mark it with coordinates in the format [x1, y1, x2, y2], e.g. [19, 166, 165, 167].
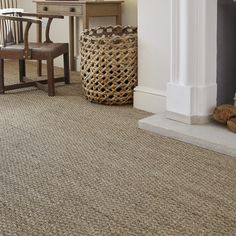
[80, 26, 137, 105]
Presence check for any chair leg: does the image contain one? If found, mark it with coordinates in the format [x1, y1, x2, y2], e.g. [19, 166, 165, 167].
[0, 59, 4, 94]
[63, 52, 70, 84]
[37, 60, 42, 77]
[19, 60, 26, 82]
[47, 58, 55, 96]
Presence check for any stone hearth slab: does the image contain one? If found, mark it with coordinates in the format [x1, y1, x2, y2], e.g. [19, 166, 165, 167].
[139, 114, 236, 158]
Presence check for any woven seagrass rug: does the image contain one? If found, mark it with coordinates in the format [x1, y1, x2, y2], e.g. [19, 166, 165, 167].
[0, 61, 236, 236]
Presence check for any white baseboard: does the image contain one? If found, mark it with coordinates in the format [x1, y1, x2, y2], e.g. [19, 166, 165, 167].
[134, 86, 166, 114]
[76, 56, 81, 72]
[53, 56, 64, 68]
[52, 56, 80, 71]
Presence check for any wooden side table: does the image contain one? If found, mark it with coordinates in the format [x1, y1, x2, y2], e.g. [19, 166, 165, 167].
[34, 0, 124, 72]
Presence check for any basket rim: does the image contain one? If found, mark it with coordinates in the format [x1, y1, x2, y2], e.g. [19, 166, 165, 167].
[81, 25, 137, 42]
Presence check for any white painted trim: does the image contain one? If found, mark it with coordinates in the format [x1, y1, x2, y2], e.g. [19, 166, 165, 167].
[167, 0, 218, 123]
[170, 0, 180, 84]
[134, 86, 166, 97]
[53, 56, 79, 70]
[167, 82, 217, 118]
[134, 86, 166, 114]
[76, 56, 80, 72]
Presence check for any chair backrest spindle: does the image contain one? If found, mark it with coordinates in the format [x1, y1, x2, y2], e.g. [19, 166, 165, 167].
[0, 0, 21, 47]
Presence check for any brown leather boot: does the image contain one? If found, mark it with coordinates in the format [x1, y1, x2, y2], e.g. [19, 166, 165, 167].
[227, 116, 236, 133]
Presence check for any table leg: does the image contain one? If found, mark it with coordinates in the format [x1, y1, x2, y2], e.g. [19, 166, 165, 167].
[116, 4, 122, 25]
[83, 14, 89, 30]
[75, 16, 80, 66]
[69, 16, 75, 71]
[37, 17, 42, 76]
[116, 15, 122, 26]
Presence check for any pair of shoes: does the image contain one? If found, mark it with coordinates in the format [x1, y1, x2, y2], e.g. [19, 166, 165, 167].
[213, 104, 236, 133]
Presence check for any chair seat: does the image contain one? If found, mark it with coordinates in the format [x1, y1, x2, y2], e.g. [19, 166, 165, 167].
[0, 5, 70, 96]
[0, 42, 68, 60]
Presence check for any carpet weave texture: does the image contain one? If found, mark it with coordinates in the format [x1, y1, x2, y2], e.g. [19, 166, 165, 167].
[0, 61, 236, 236]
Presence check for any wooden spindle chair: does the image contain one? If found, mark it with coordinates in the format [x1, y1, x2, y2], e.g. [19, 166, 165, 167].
[0, 0, 70, 96]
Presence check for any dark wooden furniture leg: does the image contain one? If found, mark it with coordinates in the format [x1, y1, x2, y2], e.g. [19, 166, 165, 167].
[19, 59, 26, 82]
[69, 16, 75, 71]
[116, 4, 122, 25]
[37, 17, 42, 76]
[83, 14, 89, 30]
[64, 52, 70, 84]
[116, 15, 121, 25]
[47, 59, 55, 96]
[0, 59, 4, 94]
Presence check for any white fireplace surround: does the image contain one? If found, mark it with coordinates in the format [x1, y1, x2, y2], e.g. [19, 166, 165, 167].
[137, 0, 236, 156]
[134, 0, 220, 124]
[167, 0, 218, 124]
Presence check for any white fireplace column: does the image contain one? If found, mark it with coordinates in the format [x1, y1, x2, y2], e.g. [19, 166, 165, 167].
[166, 0, 218, 124]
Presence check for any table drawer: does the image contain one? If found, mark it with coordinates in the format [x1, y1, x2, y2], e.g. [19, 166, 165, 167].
[37, 4, 83, 16]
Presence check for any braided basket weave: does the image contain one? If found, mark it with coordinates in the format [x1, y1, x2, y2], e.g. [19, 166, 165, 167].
[80, 26, 137, 105]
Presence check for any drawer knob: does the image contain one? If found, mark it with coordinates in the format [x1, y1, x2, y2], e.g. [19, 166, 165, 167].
[43, 6, 48, 11]
[70, 7, 75, 12]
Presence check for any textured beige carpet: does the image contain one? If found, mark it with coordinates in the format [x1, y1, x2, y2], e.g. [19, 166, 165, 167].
[0, 61, 236, 236]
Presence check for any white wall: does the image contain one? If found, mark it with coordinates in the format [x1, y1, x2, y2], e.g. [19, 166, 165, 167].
[18, 0, 137, 68]
[134, 0, 171, 114]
